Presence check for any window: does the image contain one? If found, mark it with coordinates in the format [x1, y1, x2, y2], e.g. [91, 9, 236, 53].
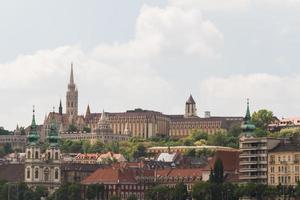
[35, 168, 39, 179]
[35, 151, 39, 159]
[48, 152, 51, 159]
[27, 168, 30, 179]
[44, 168, 49, 181]
[27, 151, 31, 159]
[296, 166, 299, 172]
[55, 152, 59, 160]
[55, 169, 59, 180]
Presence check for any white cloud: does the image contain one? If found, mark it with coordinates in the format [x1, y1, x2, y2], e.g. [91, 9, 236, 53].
[199, 74, 300, 118]
[0, 1, 223, 129]
[169, 0, 300, 11]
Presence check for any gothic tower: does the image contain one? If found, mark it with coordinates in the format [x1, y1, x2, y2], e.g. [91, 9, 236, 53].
[66, 63, 78, 117]
[185, 94, 197, 118]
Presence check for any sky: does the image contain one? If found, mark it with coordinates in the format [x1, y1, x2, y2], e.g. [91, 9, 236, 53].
[1, 0, 300, 130]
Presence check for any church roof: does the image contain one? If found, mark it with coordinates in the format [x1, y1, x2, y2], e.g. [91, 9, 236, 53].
[186, 95, 196, 104]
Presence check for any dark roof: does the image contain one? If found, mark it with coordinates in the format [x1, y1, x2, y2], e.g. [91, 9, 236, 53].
[269, 143, 300, 153]
[0, 164, 24, 182]
[186, 95, 196, 104]
[61, 163, 103, 172]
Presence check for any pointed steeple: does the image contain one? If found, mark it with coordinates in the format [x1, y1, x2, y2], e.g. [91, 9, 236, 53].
[70, 62, 74, 85]
[59, 99, 63, 115]
[185, 94, 197, 118]
[47, 111, 60, 147]
[28, 106, 40, 145]
[241, 99, 256, 135]
[245, 98, 251, 123]
[85, 104, 91, 116]
[186, 94, 196, 104]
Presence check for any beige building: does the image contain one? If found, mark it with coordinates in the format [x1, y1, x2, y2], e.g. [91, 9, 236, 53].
[42, 65, 243, 140]
[268, 141, 300, 186]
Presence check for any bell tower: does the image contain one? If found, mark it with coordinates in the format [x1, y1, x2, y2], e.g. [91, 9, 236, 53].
[66, 63, 78, 117]
[185, 94, 197, 118]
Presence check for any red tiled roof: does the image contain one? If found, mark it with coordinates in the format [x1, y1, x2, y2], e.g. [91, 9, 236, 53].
[81, 165, 154, 185]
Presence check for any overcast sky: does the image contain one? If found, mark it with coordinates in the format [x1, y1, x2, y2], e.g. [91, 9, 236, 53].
[1, 0, 300, 130]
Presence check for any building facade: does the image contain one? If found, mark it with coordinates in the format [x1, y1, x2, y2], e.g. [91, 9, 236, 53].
[42, 65, 243, 140]
[268, 141, 300, 187]
[25, 110, 61, 193]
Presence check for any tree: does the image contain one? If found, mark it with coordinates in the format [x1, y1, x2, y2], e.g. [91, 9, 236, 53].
[127, 194, 138, 200]
[209, 159, 224, 184]
[145, 185, 171, 200]
[252, 109, 274, 130]
[171, 182, 188, 200]
[110, 196, 121, 200]
[68, 183, 81, 200]
[192, 181, 211, 200]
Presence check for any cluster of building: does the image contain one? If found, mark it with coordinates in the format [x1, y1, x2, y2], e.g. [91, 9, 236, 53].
[239, 101, 300, 188]
[2, 64, 300, 199]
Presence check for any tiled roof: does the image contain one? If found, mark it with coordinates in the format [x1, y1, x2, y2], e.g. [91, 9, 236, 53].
[269, 143, 300, 153]
[61, 163, 102, 172]
[81, 166, 154, 185]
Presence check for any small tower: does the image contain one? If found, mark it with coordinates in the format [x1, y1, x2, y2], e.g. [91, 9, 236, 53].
[241, 99, 256, 137]
[98, 110, 111, 130]
[66, 63, 78, 117]
[25, 107, 42, 188]
[85, 104, 91, 117]
[59, 99, 63, 115]
[185, 94, 197, 118]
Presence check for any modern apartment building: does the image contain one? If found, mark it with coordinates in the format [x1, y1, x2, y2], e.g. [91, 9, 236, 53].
[239, 136, 281, 184]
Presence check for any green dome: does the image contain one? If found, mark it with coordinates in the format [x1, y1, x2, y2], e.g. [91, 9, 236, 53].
[28, 109, 40, 145]
[241, 99, 256, 135]
[47, 113, 60, 147]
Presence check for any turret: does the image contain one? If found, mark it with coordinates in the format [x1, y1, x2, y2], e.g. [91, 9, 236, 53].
[184, 94, 197, 118]
[85, 104, 91, 117]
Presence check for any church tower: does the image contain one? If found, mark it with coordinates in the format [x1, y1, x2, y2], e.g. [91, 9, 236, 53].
[184, 94, 197, 118]
[241, 99, 256, 137]
[66, 63, 78, 117]
[44, 112, 61, 191]
[25, 108, 42, 188]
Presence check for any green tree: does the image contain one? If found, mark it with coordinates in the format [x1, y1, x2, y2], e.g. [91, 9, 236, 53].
[209, 159, 224, 184]
[171, 182, 188, 200]
[192, 181, 211, 200]
[127, 194, 138, 200]
[252, 109, 274, 130]
[110, 196, 121, 200]
[145, 185, 171, 200]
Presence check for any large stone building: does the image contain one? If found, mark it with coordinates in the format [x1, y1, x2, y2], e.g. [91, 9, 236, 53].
[42, 65, 243, 140]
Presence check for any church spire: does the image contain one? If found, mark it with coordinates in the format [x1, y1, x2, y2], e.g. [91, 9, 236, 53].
[47, 110, 60, 147]
[241, 99, 256, 135]
[70, 62, 74, 85]
[85, 104, 91, 117]
[59, 99, 63, 115]
[28, 106, 40, 145]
